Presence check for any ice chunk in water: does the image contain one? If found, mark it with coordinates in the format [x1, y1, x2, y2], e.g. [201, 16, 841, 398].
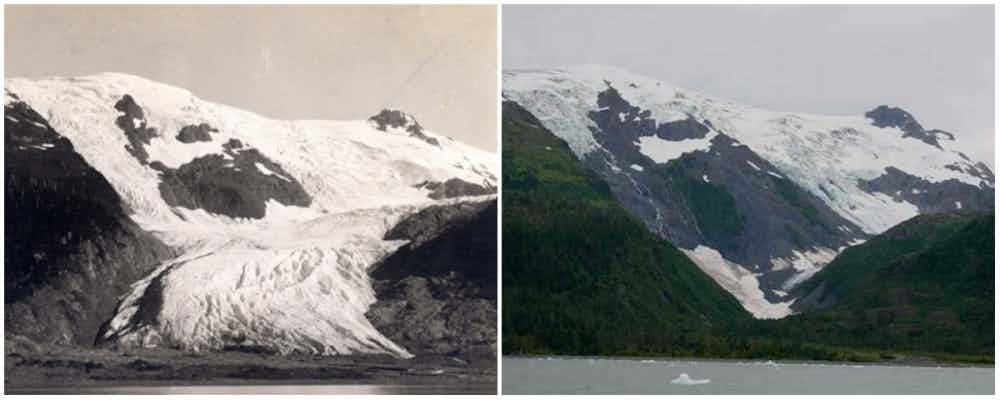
[670, 373, 710, 385]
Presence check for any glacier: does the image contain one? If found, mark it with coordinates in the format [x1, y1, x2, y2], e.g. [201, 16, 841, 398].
[503, 65, 990, 234]
[6, 73, 496, 357]
[504, 65, 992, 318]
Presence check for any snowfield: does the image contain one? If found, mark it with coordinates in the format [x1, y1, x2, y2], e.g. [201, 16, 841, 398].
[6, 73, 497, 357]
[504, 65, 990, 234]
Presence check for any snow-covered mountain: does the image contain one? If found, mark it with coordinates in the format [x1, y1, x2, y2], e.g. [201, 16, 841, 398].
[503, 65, 993, 318]
[5, 73, 496, 357]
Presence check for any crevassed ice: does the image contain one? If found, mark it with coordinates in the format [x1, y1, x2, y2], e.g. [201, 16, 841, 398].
[6, 73, 498, 357]
[503, 66, 990, 235]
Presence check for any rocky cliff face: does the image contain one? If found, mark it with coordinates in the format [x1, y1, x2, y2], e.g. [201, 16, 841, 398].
[367, 200, 497, 359]
[5, 93, 174, 346]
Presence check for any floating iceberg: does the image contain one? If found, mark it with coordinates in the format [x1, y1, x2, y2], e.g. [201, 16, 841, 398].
[670, 373, 711, 385]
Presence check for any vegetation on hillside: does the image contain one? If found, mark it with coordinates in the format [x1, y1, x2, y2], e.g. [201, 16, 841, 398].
[501, 101, 994, 364]
[502, 101, 749, 356]
[654, 158, 745, 246]
[764, 212, 994, 356]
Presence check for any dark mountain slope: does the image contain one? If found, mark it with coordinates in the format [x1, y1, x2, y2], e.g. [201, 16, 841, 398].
[745, 212, 994, 359]
[501, 101, 750, 356]
[5, 94, 173, 346]
[579, 85, 862, 280]
[367, 200, 498, 360]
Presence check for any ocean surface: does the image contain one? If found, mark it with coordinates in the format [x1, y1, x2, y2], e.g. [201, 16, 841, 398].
[502, 356, 994, 395]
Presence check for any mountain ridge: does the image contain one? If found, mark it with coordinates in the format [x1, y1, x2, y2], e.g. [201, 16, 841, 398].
[5, 73, 498, 358]
[502, 95, 993, 364]
[503, 65, 993, 318]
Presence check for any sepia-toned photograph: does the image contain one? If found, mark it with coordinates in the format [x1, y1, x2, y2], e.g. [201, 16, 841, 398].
[5, 5, 497, 394]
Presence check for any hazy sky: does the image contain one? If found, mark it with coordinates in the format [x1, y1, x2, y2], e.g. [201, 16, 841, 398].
[504, 5, 995, 163]
[6, 5, 497, 151]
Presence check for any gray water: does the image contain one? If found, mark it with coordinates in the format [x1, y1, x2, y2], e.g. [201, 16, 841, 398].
[7, 384, 494, 395]
[503, 356, 994, 395]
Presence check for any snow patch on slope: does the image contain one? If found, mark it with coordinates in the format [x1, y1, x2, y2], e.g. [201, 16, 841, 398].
[682, 245, 793, 319]
[636, 130, 717, 163]
[770, 247, 839, 290]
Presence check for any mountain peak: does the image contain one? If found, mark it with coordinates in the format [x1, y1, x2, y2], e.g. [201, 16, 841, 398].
[864, 105, 942, 148]
[865, 105, 922, 131]
[368, 109, 440, 146]
[369, 108, 421, 131]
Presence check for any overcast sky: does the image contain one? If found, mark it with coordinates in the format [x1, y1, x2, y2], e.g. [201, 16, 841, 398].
[504, 5, 995, 163]
[6, 5, 497, 151]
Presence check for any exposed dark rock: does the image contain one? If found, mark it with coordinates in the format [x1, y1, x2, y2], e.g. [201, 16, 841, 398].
[95, 261, 182, 346]
[113, 95, 159, 164]
[656, 115, 710, 141]
[175, 123, 217, 143]
[5, 96, 174, 346]
[222, 138, 244, 151]
[970, 162, 995, 183]
[858, 166, 994, 213]
[414, 178, 495, 200]
[107, 95, 312, 219]
[384, 202, 488, 246]
[865, 105, 941, 148]
[367, 201, 496, 359]
[369, 109, 413, 132]
[929, 129, 955, 141]
[148, 161, 168, 172]
[570, 86, 863, 294]
[157, 146, 312, 219]
[368, 109, 440, 146]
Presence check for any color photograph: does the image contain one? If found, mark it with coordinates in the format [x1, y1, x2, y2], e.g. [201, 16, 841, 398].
[501, 4, 994, 395]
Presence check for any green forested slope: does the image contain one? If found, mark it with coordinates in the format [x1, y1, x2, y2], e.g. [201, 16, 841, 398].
[502, 101, 750, 356]
[501, 100, 994, 363]
[758, 212, 995, 359]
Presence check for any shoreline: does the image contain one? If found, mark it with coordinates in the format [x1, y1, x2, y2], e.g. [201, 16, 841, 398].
[501, 354, 995, 369]
[6, 383, 495, 395]
[5, 344, 496, 393]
